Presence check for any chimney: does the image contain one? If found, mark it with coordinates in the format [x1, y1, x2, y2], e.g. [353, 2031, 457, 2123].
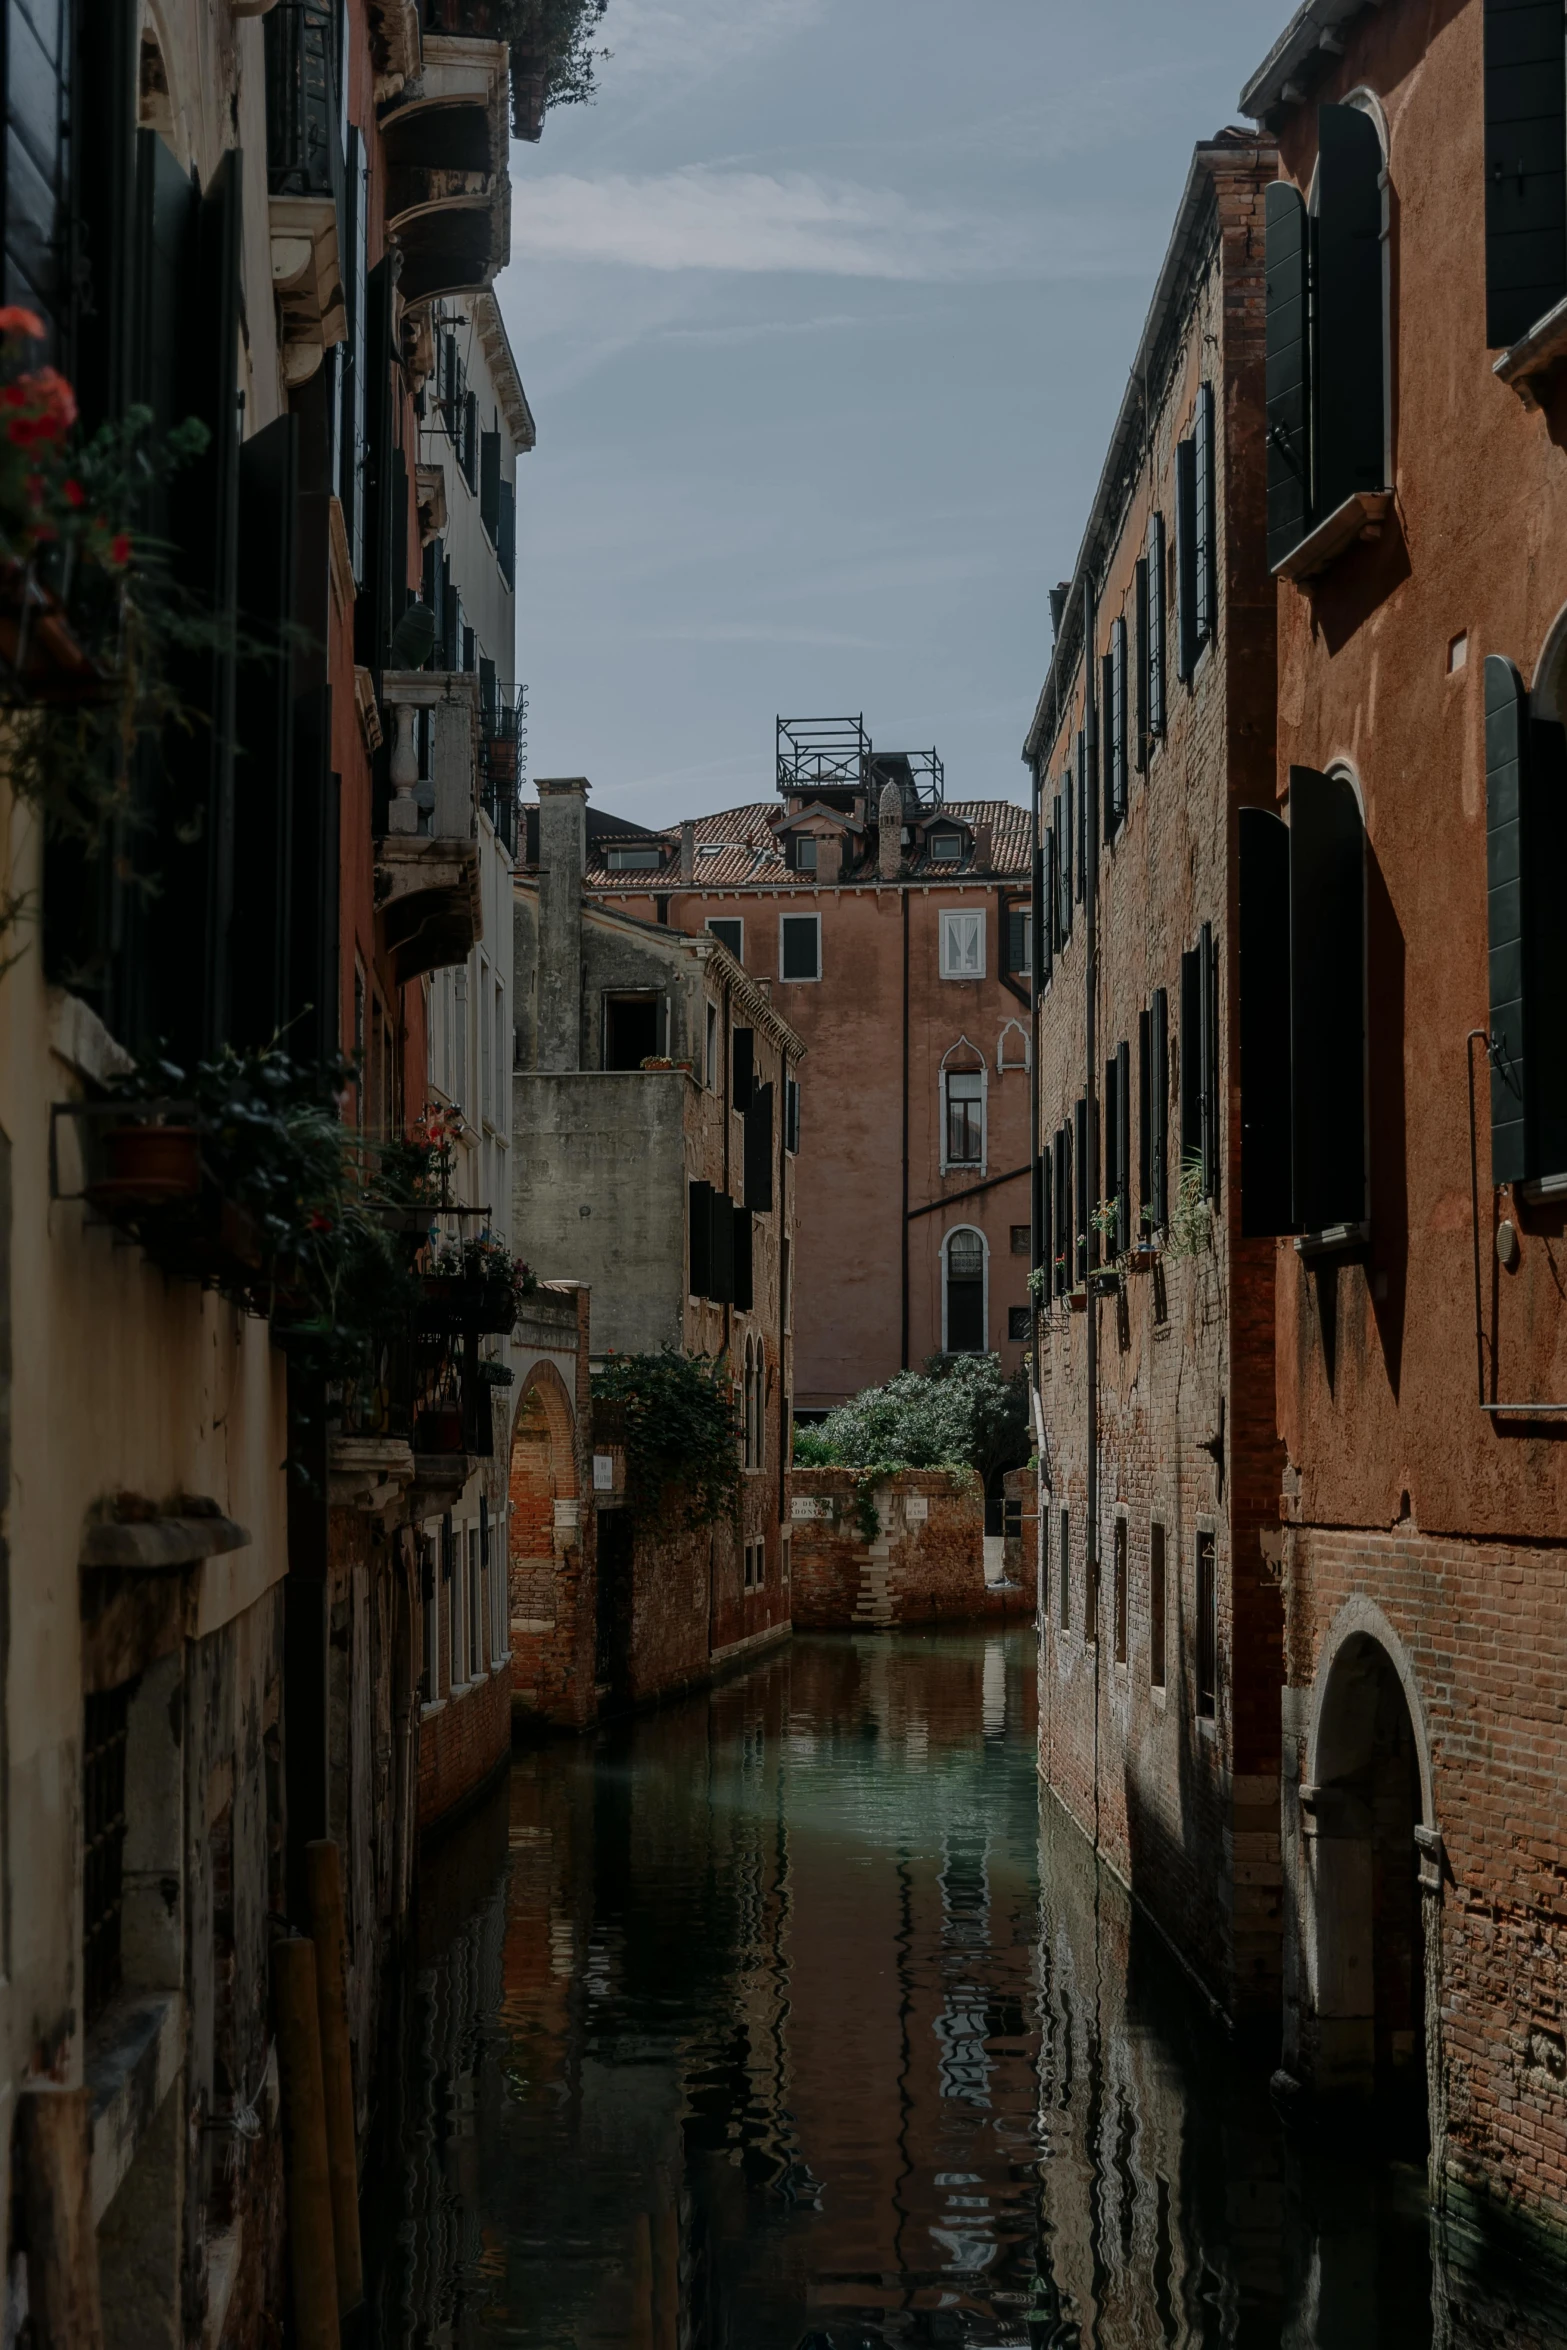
[878, 778, 903, 881]
[1049, 580, 1071, 639]
[536, 777, 589, 1071]
[679, 819, 695, 884]
[814, 831, 843, 885]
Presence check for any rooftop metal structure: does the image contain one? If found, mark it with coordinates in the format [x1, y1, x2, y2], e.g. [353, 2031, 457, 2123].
[776, 717, 944, 811]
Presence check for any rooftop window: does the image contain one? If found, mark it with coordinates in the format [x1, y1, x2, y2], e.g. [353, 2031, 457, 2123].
[607, 845, 662, 871]
[928, 831, 962, 862]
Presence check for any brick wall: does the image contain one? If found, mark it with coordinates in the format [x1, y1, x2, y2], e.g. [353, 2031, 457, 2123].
[789, 1467, 1028, 1628]
[416, 1658, 512, 1832]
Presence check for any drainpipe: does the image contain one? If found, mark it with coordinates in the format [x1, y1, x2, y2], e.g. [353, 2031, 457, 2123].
[901, 886, 910, 1371]
[1083, 575, 1100, 1855]
[1028, 744, 1042, 1640]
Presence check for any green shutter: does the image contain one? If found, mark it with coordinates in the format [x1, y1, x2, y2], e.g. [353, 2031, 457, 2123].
[1289, 766, 1367, 1231]
[689, 1179, 713, 1295]
[1316, 104, 1386, 516]
[1194, 382, 1216, 645]
[1151, 985, 1169, 1228]
[1485, 655, 1532, 1182]
[1199, 920, 1218, 1201]
[1238, 806, 1294, 1235]
[732, 1025, 754, 1111]
[710, 1191, 735, 1304]
[744, 1083, 774, 1212]
[1147, 511, 1166, 733]
[1116, 1038, 1131, 1246]
[733, 1207, 754, 1313]
[1133, 558, 1149, 772]
[1180, 948, 1203, 1174]
[1530, 717, 1567, 1176]
[1138, 1007, 1152, 1216]
[1112, 617, 1128, 821]
[1175, 437, 1198, 683]
[1484, 0, 1567, 348]
[1073, 1096, 1088, 1280]
[1265, 181, 1312, 569]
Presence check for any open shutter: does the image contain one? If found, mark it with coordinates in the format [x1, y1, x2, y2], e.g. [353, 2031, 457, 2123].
[1037, 1149, 1051, 1279]
[498, 479, 516, 587]
[1075, 730, 1088, 899]
[1039, 834, 1054, 983]
[1180, 948, 1204, 1178]
[1151, 985, 1169, 1228]
[1138, 1008, 1152, 1219]
[1265, 180, 1312, 569]
[744, 1082, 774, 1212]
[732, 1208, 754, 1313]
[1103, 1056, 1119, 1253]
[786, 1076, 801, 1154]
[1074, 1095, 1089, 1279]
[1484, 0, 1567, 348]
[1531, 717, 1567, 1175]
[1116, 1039, 1132, 1247]
[344, 126, 368, 579]
[480, 427, 501, 541]
[709, 1191, 735, 1305]
[689, 1178, 713, 1296]
[1133, 558, 1149, 772]
[1147, 512, 1166, 735]
[1111, 618, 1128, 823]
[1316, 104, 1386, 517]
[1199, 920, 1218, 1200]
[1175, 437, 1198, 683]
[1194, 382, 1215, 646]
[1238, 807, 1294, 1234]
[1289, 765, 1367, 1231]
[231, 416, 300, 1048]
[732, 1025, 754, 1111]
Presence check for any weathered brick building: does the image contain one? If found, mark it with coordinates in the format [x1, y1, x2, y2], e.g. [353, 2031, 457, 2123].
[1234, 0, 1567, 2274]
[572, 723, 1036, 1408]
[510, 778, 802, 1721]
[1025, 132, 1284, 2027]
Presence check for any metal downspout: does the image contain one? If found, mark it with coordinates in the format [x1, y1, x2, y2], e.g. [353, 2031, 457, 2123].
[1084, 575, 1100, 1857]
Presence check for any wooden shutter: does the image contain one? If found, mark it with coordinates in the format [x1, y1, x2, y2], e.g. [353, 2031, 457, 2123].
[1265, 181, 1312, 569]
[1289, 765, 1367, 1231]
[1054, 1125, 1069, 1292]
[1133, 558, 1149, 772]
[1151, 985, 1169, 1228]
[231, 416, 300, 1048]
[1112, 618, 1128, 822]
[709, 1191, 735, 1304]
[732, 1025, 754, 1111]
[1484, 0, 1567, 348]
[1483, 654, 1566, 1184]
[1194, 383, 1216, 645]
[345, 127, 368, 579]
[1100, 652, 1115, 834]
[1041, 833, 1055, 981]
[744, 1082, 774, 1211]
[1199, 920, 1218, 1201]
[1175, 436, 1198, 683]
[357, 255, 397, 671]
[1238, 807, 1294, 1235]
[1180, 947, 1203, 1178]
[1115, 1039, 1131, 1246]
[1147, 511, 1166, 735]
[1530, 716, 1567, 1176]
[1103, 1055, 1119, 1253]
[480, 427, 501, 541]
[498, 480, 516, 587]
[464, 390, 479, 489]
[3, 0, 72, 345]
[1074, 1095, 1089, 1279]
[1037, 1149, 1051, 1278]
[1138, 1007, 1152, 1217]
[1074, 730, 1087, 901]
[732, 1207, 754, 1313]
[786, 1076, 801, 1154]
[689, 1179, 713, 1295]
[73, 0, 139, 423]
[1316, 104, 1386, 516]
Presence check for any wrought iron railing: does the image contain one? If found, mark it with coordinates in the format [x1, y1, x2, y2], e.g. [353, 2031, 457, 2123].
[264, 0, 341, 202]
[480, 683, 526, 854]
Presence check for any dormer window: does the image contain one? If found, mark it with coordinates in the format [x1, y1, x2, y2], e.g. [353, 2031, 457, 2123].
[795, 836, 818, 871]
[607, 845, 662, 871]
[929, 829, 962, 862]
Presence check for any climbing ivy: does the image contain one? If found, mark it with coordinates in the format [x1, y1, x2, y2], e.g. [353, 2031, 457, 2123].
[591, 1346, 739, 1531]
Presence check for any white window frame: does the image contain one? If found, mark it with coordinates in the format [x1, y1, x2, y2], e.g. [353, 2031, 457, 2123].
[779, 912, 822, 983]
[705, 916, 744, 964]
[940, 908, 985, 979]
[941, 1223, 989, 1356]
[940, 1064, 988, 1177]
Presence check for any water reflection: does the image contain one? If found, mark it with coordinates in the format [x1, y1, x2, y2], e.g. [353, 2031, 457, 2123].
[363, 1631, 1563, 2349]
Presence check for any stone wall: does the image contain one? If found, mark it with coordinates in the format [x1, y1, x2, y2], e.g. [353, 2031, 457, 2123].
[789, 1468, 1030, 1629]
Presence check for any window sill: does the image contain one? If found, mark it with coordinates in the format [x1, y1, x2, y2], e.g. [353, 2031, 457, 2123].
[1272, 492, 1391, 583]
[1293, 1219, 1370, 1260]
[1493, 295, 1567, 408]
[420, 1698, 448, 1721]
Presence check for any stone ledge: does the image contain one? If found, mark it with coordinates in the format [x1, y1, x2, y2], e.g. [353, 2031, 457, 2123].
[87, 1991, 185, 2223]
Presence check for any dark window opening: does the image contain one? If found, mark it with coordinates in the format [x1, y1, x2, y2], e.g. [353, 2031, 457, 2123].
[1007, 1305, 1031, 1342]
[605, 995, 660, 1070]
[1010, 1224, 1031, 1255]
[946, 1229, 984, 1352]
[1150, 1523, 1167, 1689]
[84, 1680, 136, 2028]
[1196, 1532, 1217, 1719]
[1059, 1508, 1070, 1630]
[780, 914, 821, 981]
[706, 917, 743, 962]
[1113, 1517, 1128, 1664]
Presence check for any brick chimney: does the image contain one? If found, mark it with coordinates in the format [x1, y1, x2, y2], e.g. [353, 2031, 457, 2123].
[878, 779, 903, 881]
[814, 830, 843, 885]
[536, 777, 589, 1071]
[680, 819, 695, 884]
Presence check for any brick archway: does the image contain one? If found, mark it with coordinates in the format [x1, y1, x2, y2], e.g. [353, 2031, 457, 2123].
[507, 1361, 590, 1726]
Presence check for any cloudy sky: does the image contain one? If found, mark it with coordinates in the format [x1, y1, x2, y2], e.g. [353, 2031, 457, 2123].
[497, 0, 1281, 827]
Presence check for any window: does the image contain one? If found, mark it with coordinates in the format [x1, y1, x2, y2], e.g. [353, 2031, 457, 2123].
[1145, 511, 1166, 739]
[929, 830, 962, 862]
[785, 1075, 802, 1153]
[794, 835, 818, 871]
[1108, 617, 1128, 827]
[945, 1070, 985, 1169]
[1179, 926, 1218, 1203]
[1484, 658, 1567, 1183]
[1194, 382, 1216, 646]
[944, 1227, 986, 1353]
[1175, 432, 1198, 683]
[782, 1237, 792, 1332]
[941, 910, 984, 978]
[1086, 1532, 1099, 1645]
[1485, 0, 1567, 347]
[420, 1537, 438, 1699]
[83, 1682, 134, 2028]
[1010, 1224, 1030, 1255]
[1059, 1509, 1070, 1629]
[443, 1513, 459, 1690]
[605, 992, 661, 1070]
[1102, 1040, 1131, 1254]
[1150, 1523, 1167, 1688]
[469, 1525, 482, 1673]
[1113, 1517, 1128, 1664]
[1264, 108, 1387, 570]
[706, 916, 743, 963]
[732, 1026, 754, 1111]
[780, 913, 821, 981]
[1006, 906, 1032, 975]
[1007, 1305, 1031, 1342]
[743, 1079, 774, 1211]
[705, 1002, 719, 1089]
[743, 1538, 766, 1591]
[607, 845, 662, 871]
[1195, 1531, 1217, 1719]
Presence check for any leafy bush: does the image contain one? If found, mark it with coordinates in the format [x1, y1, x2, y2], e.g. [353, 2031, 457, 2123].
[591, 1346, 739, 1530]
[806, 1353, 1030, 1486]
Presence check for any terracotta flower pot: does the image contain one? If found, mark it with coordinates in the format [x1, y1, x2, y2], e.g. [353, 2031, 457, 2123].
[95, 1123, 201, 1204]
[414, 1406, 465, 1455]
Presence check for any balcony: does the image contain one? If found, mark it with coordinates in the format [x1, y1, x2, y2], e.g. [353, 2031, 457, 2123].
[375, 669, 483, 983]
[264, 0, 347, 388]
[378, 29, 510, 304]
[480, 683, 525, 856]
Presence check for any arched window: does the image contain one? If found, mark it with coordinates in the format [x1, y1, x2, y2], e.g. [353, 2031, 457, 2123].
[944, 1227, 986, 1355]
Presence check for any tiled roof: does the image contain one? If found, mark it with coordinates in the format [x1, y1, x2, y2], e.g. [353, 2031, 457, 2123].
[579, 798, 1033, 889]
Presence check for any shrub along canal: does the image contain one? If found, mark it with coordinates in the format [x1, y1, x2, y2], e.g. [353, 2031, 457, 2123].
[361, 1630, 1558, 2347]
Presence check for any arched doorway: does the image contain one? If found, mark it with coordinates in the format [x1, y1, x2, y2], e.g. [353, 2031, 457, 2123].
[506, 1363, 584, 1726]
[1303, 1620, 1434, 2148]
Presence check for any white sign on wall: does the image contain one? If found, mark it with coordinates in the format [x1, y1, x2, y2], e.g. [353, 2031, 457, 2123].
[593, 1453, 615, 1491]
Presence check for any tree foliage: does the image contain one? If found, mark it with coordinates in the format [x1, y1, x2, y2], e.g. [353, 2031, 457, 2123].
[591, 1346, 739, 1530]
[800, 1354, 1031, 1485]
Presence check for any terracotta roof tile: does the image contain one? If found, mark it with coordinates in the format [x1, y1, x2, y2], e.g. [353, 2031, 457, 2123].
[578, 797, 1032, 889]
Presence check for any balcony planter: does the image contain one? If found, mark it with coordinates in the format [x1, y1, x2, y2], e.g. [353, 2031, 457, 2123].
[1068, 1287, 1088, 1314]
[1130, 1244, 1160, 1271]
[413, 1404, 466, 1455]
[417, 1273, 520, 1334]
[89, 1123, 201, 1208]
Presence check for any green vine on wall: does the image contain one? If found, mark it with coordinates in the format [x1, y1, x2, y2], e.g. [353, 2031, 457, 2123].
[591, 1346, 739, 1531]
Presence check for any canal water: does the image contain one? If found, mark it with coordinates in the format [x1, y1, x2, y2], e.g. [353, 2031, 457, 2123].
[362, 1629, 1560, 2348]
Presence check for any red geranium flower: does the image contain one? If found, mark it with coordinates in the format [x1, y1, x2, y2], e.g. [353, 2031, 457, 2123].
[108, 532, 132, 568]
[62, 477, 84, 508]
[0, 306, 45, 339]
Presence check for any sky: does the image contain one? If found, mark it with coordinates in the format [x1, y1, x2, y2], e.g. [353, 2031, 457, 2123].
[496, 0, 1284, 829]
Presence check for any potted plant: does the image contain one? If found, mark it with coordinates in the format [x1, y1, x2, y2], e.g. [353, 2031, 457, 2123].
[418, 1230, 534, 1335]
[90, 1112, 201, 1206]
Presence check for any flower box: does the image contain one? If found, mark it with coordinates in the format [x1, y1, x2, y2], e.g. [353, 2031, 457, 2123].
[88, 1121, 201, 1207]
[1068, 1287, 1088, 1314]
[1130, 1244, 1161, 1271]
[416, 1272, 521, 1335]
[413, 1405, 466, 1455]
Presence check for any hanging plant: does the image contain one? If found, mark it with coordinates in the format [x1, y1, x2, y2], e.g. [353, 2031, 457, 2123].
[590, 1347, 739, 1530]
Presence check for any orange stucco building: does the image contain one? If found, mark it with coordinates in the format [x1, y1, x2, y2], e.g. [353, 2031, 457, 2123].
[570, 722, 1036, 1409]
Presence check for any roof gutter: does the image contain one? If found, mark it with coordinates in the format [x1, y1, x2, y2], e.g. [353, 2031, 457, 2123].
[1238, 0, 1373, 123]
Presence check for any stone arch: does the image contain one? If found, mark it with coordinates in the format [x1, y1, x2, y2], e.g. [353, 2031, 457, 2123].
[1528, 596, 1567, 719]
[505, 1362, 580, 1700]
[1299, 1599, 1436, 2141]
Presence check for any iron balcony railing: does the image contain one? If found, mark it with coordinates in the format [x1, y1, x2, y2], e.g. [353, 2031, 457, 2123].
[264, 0, 341, 201]
[480, 682, 526, 854]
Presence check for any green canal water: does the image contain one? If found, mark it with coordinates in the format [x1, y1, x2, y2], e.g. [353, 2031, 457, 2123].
[362, 1628, 1559, 2347]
